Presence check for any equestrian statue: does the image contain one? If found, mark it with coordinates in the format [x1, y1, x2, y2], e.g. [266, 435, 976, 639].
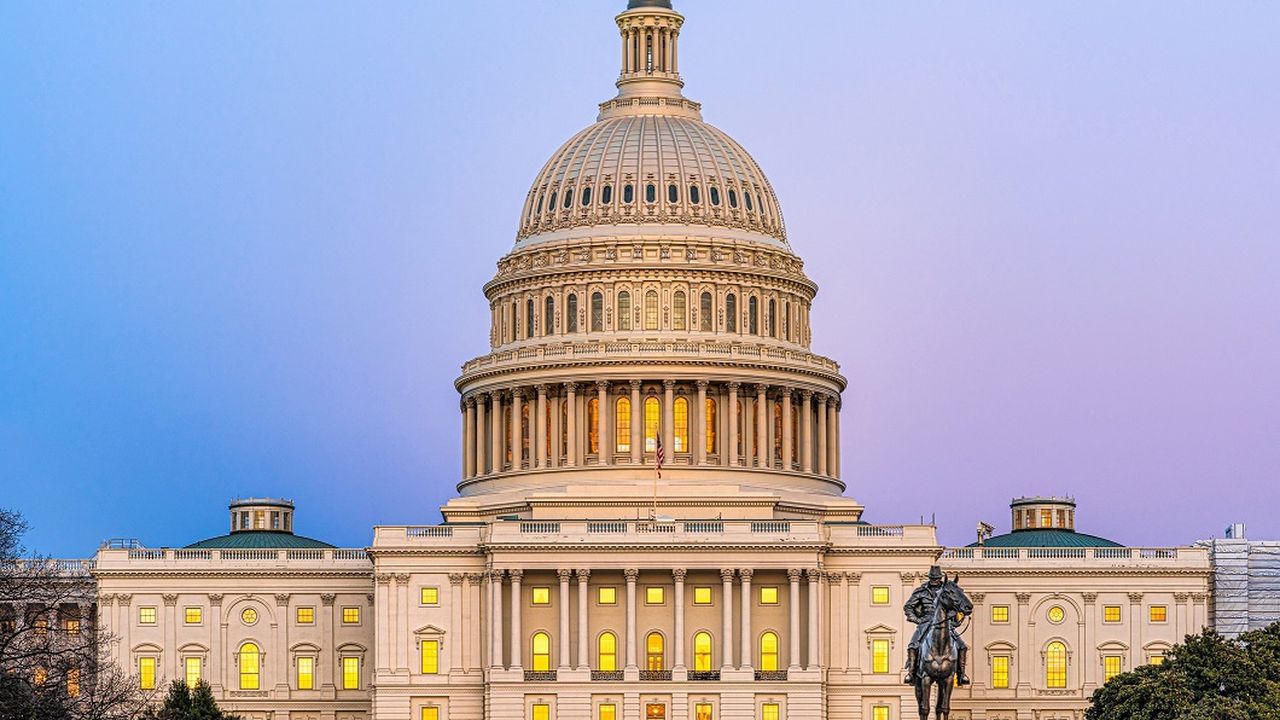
[903, 565, 973, 720]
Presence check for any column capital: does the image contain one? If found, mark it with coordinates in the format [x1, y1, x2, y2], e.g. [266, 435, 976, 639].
[376, 573, 393, 585]
[727, 381, 740, 392]
[564, 381, 579, 393]
[630, 379, 643, 390]
[1191, 592, 1208, 602]
[805, 568, 822, 582]
[511, 387, 525, 399]
[662, 379, 676, 390]
[464, 396, 476, 409]
[1015, 592, 1033, 605]
[535, 383, 549, 395]
[671, 568, 688, 582]
[321, 593, 336, 606]
[816, 393, 829, 406]
[778, 386, 793, 399]
[489, 569, 506, 581]
[162, 593, 178, 606]
[465, 572, 485, 585]
[508, 569, 524, 582]
[557, 569, 574, 582]
[695, 379, 710, 390]
[576, 568, 592, 580]
[1081, 592, 1098, 605]
[624, 568, 640, 581]
[206, 593, 221, 606]
[1127, 592, 1144, 604]
[1173, 592, 1190, 602]
[755, 383, 769, 395]
[595, 380, 611, 392]
[787, 568, 803, 582]
[845, 571, 861, 585]
[394, 573, 411, 584]
[720, 568, 737, 582]
[738, 568, 754, 581]
[274, 593, 291, 606]
[799, 389, 813, 400]
[969, 592, 986, 605]
[449, 573, 466, 586]
[490, 389, 503, 401]
[900, 571, 917, 584]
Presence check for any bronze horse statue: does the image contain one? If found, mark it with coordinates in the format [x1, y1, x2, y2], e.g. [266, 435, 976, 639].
[910, 575, 972, 720]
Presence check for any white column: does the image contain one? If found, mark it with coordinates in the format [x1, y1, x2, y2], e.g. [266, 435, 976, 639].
[847, 572, 861, 673]
[663, 379, 675, 457]
[536, 384, 548, 468]
[816, 395, 829, 476]
[695, 381, 708, 465]
[1016, 592, 1032, 689]
[1128, 592, 1142, 670]
[565, 383, 578, 467]
[489, 570, 504, 669]
[557, 570, 572, 670]
[376, 575, 391, 671]
[474, 394, 487, 475]
[755, 384, 768, 468]
[781, 388, 793, 470]
[577, 569, 590, 671]
[396, 573, 410, 672]
[510, 388, 524, 470]
[625, 568, 639, 671]
[673, 569, 687, 670]
[807, 569, 820, 669]
[509, 569, 524, 670]
[463, 398, 475, 478]
[450, 575, 464, 672]
[320, 594, 335, 691]
[788, 569, 802, 670]
[630, 380, 643, 463]
[489, 391, 503, 475]
[800, 390, 813, 473]
[727, 382, 740, 466]
[720, 569, 735, 669]
[597, 381, 612, 464]
[740, 569, 754, 670]
[829, 397, 840, 478]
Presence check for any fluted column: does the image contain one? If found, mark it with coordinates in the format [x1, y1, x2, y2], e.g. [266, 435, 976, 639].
[630, 380, 642, 464]
[663, 379, 675, 456]
[449, 575, 465, 672]
[490, 391, 503, 475]
[474, 396, 487, 476]
[565, 383, 578, 467]
[535, 385, 548, 468]
[755, 384, 768, 468]
[727, 382, 740, 466]
[788, 569, 802, 670]
[489, 570, 504, 669]
[806, 569, 820, 669]
[576, 569, 590, 671]
[720, 569, 735, 669]
[509, 569, 524, 670]
[1128, 592, 1142, 670]
[829, 397, 840, 478]
[816, 395, 829, 476]
[597, 381, 612, 464]
[800, 390, 813, 473]
[781, 387, 793, 470]
[557, 570, 572, 670]
[740, 569, 754, 670]
[672, 569, 687, 670]
[625, 568, 639, 671]
[695, 381, 708, 465]
[463, 398, 475, 478]
[510, 388, 524, 470]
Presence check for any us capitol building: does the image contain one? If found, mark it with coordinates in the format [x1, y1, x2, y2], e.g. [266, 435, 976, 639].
[83, 3, 1228, 720]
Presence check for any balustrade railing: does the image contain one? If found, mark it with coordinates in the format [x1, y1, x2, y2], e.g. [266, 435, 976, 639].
[939, 546, 1192, 562]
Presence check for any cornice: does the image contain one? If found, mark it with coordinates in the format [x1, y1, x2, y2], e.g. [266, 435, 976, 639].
[91, 570, 375, 579]
[482, 543, 829, 554]
[934, 568, 1212, 578]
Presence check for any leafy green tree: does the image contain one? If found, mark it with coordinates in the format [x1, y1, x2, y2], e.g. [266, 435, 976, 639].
[146, 680, 237, 720]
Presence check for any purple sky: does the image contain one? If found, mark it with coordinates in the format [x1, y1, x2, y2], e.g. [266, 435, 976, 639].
[2, 1, 1277, 556]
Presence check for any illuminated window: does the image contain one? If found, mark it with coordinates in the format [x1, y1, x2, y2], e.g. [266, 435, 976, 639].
[759, 632, 779, 671]
[1149, 606, 1167, 623]
[871, 587, 890, 605]
[693, 631, 713, 671]
[705, 398, 717, 454]
[644, 290, 659, 330]
[1041, 509, 1053, 528]
[992, 605, 1009, 623]
[138, 657, 156, 690]
[992, 655, 1009, 688]
[241, 607, 258, 625]
[772, 403, 782, 462]
[185, 657, 201, 688]
[66, 667, 80, 697]
[532, 632, 551, 671]
[588, 397, 600, 454]
[342, 607, 360, 624]
[531, 587, 551, 606]
[597, 632, 617, 671]
[646, 632, 664, 671]
[422, 639, 439, 674]
[421, 587, 439, 606]
[239, 643, 260, 690]
[600, 704, 617, 720]
[1045, 641, 1067, 688]
[872, 639, 890, 673]
[673, 291, 687, 331]
[33, 666, 48, 686]
[1104, 655, 1122, 682]
[646, 587, 665, 605]
[1148, 654, 1165, 666]
[700, 292, 713, 331]
[1103, 605, 1121, 623]
[342, 656, 360, 689]
[532, 704, 550, 720]
[298, 656, 314, 689]
[422, 708, 439, 720]
[33, 617, 48, 636]
[618, 291, 632, 331]
[644, 396, 659, 452]
[695, 703, 713, 720]
[598, 587, 617, 605]
[872, 707, 890, 720]
[184, 607, 202, 624]
[297, 607, 315, 624]
[673, 397, 689, 452]
[761, 702, 779, 720]
[616, 397, 632, 454]
[694, 587, 713, 605]
[138, 607, 157, 625]
[726, 293, 737, 332]
[1048, 606, 1065, 624]
[760, 587, 779, 605]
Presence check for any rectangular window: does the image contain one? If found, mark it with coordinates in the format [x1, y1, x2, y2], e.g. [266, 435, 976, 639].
[185, 657, 201, 688]
[759, 587, 779, 605]
[761, 702, 780, 720]
[694, 703, 713, 720]
[872, 639, 890, 673]
[297, 607, 315, 624]
[298, 657, 314, 690]
[1104, 655, 1122, 682]
[531, 704, 550, 720]
[67, 667, 80, 697]
[871, 587, 890, 605]
[422, 639, 439, 674]
[1149, 605, 1167, 623]
[1149, 654, 1165, 666]
[693, 587, 713, 605]
[992, 655, 1009, 688]
[185, 607, 202, 624]
[1104, 605, 1121, 623]
[422, 708, 439, 720]
[599, 703, 617, 720]
[138, 607, 157, 625]
[991, 605, 1009, 623]
[342, 657, 360, 689]
[63, 618, 80, 635]
[646, 587, 665, 605]
[342, 607, 360, 624]
[532, 587, 551, 605]
[872, 708, 890, 720]
[1041, 509, 1053, 527]
[421, 587, 439, 606]
[598, 587, 617, 605]
[138, 657, 156, 690]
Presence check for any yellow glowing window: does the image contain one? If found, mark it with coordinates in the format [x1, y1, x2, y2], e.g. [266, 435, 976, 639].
[421, 587, 439, 605]
[992, 655, 1009, 688]
[760, 587, 779, 605]
[673, 396, 689, 452]
[646, 587, 665, 605]
[643, 396, 659, 452]
[872, 639, 890, 673]
[646, 632, 665, 670]
[598, 587, 617, 605]
[598, 632, 617, 671]
[184, 607, 202, 624]
[695, 703, 713, 720]
[342, 656, 360, 689]
[1041, 509, 1053, 528]
[422, 639, 439, 674]
[599, 704, 617, 720]
[1048, 606, 1065, 624]
[138, 657, 156, 690]
[872, 708, 889, 720]
[184, 657, 201, 688]
[1104, 605, 1121, 623]
[616, 397, 631, 453]
[342, 607, 360, 624]
[1149, 654, 1165, 665]
[759, 631, 779, 671]
[1149, 606, 1167, 623]
[33, 666, 48, 686]
[297, 607, 315, 624]
[644, 290, 659, 330]
[705, 398, 717, 454]
[588, 397, 600, 454]
[241, 607, 258, 625]
[422, 708, 439, 720]
[694, 587, 713, 605]
[138, 607, 156, 625]
[66, 667, 80, 697]
[63, 618, 80, 635]
[1103, 655, 1122, 682]
[693, 631, 713, 671]
[239, 643, 260, 690]
[298, 656, 314, 689]
[1045, 641, 1066, 688]
[992, 605, 1009, 623]
[871, 587, 890, 605]
[532, 704, 550, 720]
[532, 632, 551, 671]
[761, 702, 780, 720]
[532, 587, 551, 605]
[33, 617, 48, 635]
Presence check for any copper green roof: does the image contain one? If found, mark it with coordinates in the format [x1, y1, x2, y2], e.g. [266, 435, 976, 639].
[969, 529, 1122, 548]
[184, 531, 334, 549]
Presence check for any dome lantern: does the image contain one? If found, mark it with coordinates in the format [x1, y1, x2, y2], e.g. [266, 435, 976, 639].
[604, 0, 696, 120]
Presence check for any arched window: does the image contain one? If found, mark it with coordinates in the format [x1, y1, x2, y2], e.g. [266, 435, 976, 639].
[581, 187, 592, 206]
[668, 184, 679, 203]
[783, 300, 790, 340]
[672, 291, 687, 331]
[759, 632, 779, 671]
[644, 396, 659, 452]
[616, 397, 632, 454]
[563, 187, 574, 209]
[1046, 641, 1067, 688]
[705, 398, 718, 454]
[238, 642, 260, 690]
[588, 398, 600, 454]
[510, 301, 517, 342]
[567, 294, 578, 333]
[598, 632, 617, 671]
[591, 292, 604, 332]
[693, 632, 713, 671]
[646, 632, 664, 671]
[617, 291, 632, 331]
[768, 298, 777, 338]
[602, 185, 613, 204]
[623, 184, 634, 204]
[645, 183, 656, 203]
[531, 632, 551, 672]
[700, 292, 713, 331]
[689, 185, 700, 204]
[544, 296, 555, 336]
[526, 298, 535, 339]
[745, 191, 754, 212]
[773, 402, 782, 464]
[548, 190, 557, 209]
[709, 186, 721, 206]
[725, 294, 737, 333]
[728, 189, 739, 208]
[673, 397, 688, 452]
[644, 290, 659, 330]
[748, 297, 759, 335]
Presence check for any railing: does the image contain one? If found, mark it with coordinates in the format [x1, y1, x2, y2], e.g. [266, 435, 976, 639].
[856, 525, 904, 537]
[174, 549, 212, 560]
[1027, 548, 1086, 559]
[751, 521, 790, 533]
[459, 340, 842, 377]
[591, 671, 624, 681]
[127, 549, 166, 560]
[487, 519, 823, 545]
[683, 521, 723, 533]
[333, 549, 368, 560]
[687, 671, 721, 681]
[754, 670, 788, 681]
[939, 547, 1197, 562]
[587, 522, 628, 534]
[636, 522, 676, 534]
[523, 671, 557, 682]
[220, 549, 279, 561]
[521, 522, 561, 534]
[99, 547, 371, 566]
[406, 526, 453, 538]
[639, 670, 672, 681]
[285, 549, 323, 560]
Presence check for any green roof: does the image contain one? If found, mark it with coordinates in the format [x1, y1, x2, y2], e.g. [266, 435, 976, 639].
[969, 529, 1122, 549]
[184, 531, 334, 549]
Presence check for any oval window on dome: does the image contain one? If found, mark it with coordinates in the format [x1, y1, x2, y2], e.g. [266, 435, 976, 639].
[667, 184, 679, 203]
[623, 184, 634, 204]
[563, 188, 574, 209]
[548, 190, 557, 209]
[536, 193, 544, 213]
[581, 187, 592, 206]
[645, 184, 656, 203]
[709, 187, 720, 206]
[601, 185, 613, 204]
[745, 191, 754, 212]
[689, 185, 700, 204]
[728, 189, 739, 208]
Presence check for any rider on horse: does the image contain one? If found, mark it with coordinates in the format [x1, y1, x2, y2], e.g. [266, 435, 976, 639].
[903, 565, 969, 686]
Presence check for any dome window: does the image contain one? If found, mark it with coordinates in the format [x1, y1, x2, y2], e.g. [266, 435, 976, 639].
[756, 193, 765, 213]
[567, 294, 578, 333]
[645, 183, 657, 203]
[581, 187, 592, 206]
[709, 187, 721, 206]
[667, 184, 679, 203]
[536, 193, 544, 212]
[563, 188, 574, 209]
[725, 293, 737, 333]
[728, 189, 739, 208]
[590, 292, 604, 332]
[689, 185, 700, 204]
[601, 185, 613, 204]
[548, 191, 557, 210]
[745, 192, 754, 212]
[623, 184, 634, 204]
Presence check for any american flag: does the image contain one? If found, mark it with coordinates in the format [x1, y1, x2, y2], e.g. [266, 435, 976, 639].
[655, 437, 664, 478]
